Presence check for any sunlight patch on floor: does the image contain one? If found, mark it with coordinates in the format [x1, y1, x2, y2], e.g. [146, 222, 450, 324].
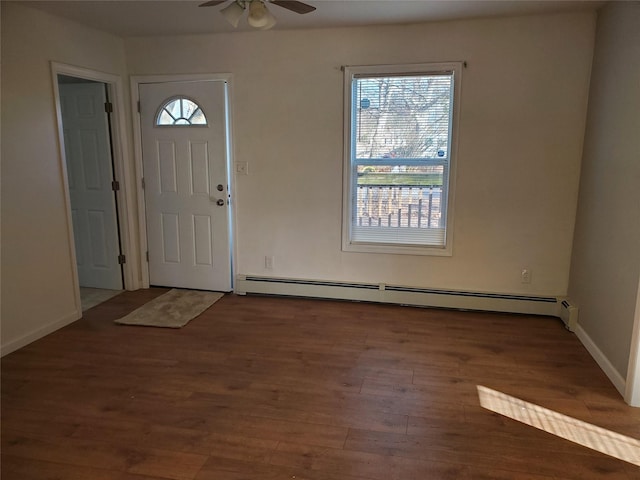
[477, 385, 640, 467]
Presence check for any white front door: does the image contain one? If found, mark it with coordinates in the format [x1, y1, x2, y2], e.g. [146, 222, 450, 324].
[60, 82, 123, 290]
[139, 80, 231, 292]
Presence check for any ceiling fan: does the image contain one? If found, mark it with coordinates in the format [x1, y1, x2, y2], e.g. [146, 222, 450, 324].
[199, 0, 316, 30]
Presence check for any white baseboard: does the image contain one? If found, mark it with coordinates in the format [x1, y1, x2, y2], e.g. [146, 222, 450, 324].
[235, 275, 560, 317]
[575, 324, 626, 396]
[1, 309, 82, 357]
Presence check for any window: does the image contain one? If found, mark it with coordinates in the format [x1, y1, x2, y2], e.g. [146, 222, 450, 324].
[342, 63, 461, 255]
[156, 97, 207, 126]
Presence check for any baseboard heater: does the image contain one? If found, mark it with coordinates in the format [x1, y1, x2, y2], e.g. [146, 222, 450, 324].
[559, 299, 579, 331]
[235, 275, 560, 317]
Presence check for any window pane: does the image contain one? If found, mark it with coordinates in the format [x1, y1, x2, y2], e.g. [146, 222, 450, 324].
[189, 108, 207, 125]
[354, 166, 444, 232]
[166, 100, 182, 119]
[181, 99, 199, 119]
[354, 75, 452, 160]
[158, 110, 175, 125]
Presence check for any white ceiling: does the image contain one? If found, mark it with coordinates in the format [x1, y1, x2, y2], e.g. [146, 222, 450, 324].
[18, 0, 603, 37]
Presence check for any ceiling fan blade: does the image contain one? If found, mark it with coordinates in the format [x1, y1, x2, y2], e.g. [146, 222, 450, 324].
[270, 0, 316, 14]
[199, 0, 227, 7]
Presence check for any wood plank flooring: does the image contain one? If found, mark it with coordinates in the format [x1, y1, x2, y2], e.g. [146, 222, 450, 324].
[2, 290, 639, 479]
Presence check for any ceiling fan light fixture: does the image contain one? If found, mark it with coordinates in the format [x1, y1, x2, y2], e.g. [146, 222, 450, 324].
[258, 12, 277, 30]
[200, 0, 314, 29]
[247, 0, 275, 28]
[257, 6, 276, 30]
[220, 1, 245, 28]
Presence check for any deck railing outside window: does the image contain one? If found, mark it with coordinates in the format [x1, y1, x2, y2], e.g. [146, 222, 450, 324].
[356, 184, 442, 229]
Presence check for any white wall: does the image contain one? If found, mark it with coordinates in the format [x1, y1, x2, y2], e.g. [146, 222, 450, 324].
[0, 3, 129, 353]
[568, 2, 640, 383]
[126, 12, 595, 296]
[0, 6, 598, 354]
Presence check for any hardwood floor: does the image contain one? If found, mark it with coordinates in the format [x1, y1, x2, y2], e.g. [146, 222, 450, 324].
[2, 290, 639, 479]
[80, 287, 123, 312]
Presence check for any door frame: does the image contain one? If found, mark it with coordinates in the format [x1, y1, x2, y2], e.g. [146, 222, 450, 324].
[625, 281, 640, 407]
[130, 73, 237, 290]
[51, 62, 139, 313]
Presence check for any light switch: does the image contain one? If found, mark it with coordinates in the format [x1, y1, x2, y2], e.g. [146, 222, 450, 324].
[235, 161, 249, 175]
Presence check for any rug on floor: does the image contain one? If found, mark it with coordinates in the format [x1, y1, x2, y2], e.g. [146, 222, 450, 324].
[114, 289, 224, 328]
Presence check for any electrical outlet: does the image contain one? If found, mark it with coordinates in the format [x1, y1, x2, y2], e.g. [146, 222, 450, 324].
[521, 268, 531, 284]
[235, 161, 249, 175]
[265, 255, 274, 270]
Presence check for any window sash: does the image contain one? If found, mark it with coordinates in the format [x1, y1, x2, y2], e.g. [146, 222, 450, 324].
[352, 158, 448, 167]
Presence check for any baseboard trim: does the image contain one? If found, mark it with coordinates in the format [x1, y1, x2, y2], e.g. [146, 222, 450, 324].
[575, 324, 626, 396]
[235, 275, 559, 317]
[1, 309, 82, 357]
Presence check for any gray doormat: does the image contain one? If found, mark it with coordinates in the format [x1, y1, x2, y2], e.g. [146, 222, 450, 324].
[114, 289, 224, 328]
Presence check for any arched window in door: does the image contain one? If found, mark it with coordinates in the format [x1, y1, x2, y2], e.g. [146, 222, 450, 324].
[156, 97, 207, 126]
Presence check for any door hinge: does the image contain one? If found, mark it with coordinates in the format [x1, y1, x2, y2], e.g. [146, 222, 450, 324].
[111, 180, 120, 191]
[141, 178, 145, 190]
[146, 251, 149, 262]
[104, 101, 113, 113]
[118, 254, 126, 265]
[137, 101, 141, 113]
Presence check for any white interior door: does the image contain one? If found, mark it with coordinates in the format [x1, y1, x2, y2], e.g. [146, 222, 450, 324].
[60, 82, 123, 290]
[139, 80, 231, 292]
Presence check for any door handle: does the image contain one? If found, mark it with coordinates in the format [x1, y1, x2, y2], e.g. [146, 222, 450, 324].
[216, 199, 225, 206]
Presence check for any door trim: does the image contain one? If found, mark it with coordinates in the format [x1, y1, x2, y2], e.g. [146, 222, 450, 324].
[51, 62, 139, 314]
[130, 73, 236, 290]
[625, 282, 640, 406]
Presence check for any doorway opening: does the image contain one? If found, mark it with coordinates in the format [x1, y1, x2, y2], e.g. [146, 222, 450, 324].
[52, 62, 138, 315]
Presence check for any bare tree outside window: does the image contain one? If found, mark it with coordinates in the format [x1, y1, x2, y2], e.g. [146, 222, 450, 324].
[355, 75, 452, 161]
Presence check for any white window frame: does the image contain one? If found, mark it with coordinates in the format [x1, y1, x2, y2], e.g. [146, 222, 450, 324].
[342, 62, 462, 256]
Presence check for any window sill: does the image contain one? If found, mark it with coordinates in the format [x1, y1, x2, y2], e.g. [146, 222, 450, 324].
[342, 241, 452, 257]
